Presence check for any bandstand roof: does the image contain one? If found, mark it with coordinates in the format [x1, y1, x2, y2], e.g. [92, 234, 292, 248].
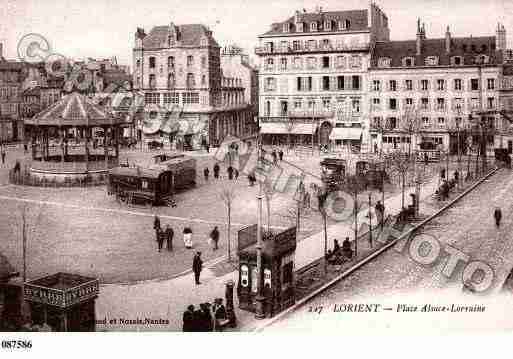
[26, 92, 123, 127]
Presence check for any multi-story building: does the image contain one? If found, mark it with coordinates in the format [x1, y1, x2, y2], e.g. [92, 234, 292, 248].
[255, 4, 390, 150]
[132, 23, 257, 150]
[0, 45, 24, 142]
[369, 20, 509, 154]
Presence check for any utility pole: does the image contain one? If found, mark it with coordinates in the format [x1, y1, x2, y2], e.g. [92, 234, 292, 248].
[255, 135, 265, 320]
[368, 192, 373, 248]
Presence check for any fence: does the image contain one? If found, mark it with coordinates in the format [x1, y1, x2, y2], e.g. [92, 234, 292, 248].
[8, 169, 108, 188]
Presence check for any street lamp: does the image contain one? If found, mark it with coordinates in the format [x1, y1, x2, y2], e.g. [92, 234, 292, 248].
[255, 135, 265, 320]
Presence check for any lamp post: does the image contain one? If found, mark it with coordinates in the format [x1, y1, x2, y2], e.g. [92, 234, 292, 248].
[255, 135, 265, 320]
[368, 192, 373, 248]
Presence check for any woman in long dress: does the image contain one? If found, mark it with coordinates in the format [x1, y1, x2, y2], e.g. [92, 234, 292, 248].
[183, 227, 193, 249]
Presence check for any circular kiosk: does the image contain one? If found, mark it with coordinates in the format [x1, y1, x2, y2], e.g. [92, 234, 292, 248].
[24, 92, 124, 184]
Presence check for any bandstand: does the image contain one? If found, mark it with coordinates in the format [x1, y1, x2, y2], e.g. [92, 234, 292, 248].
[24, 92, 124, 184]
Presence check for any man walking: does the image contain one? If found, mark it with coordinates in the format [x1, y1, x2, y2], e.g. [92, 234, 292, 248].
[165, 225, 174, 251]
[210, 226, 220, 250]
[153, 215, 161, 232]
[494, 207, 502, 228]
[278, 149, 284, 161]
[193, 252, 203, 285]
[156, 228, 164, 252]
[213, 163, 220, 179]
[182, 305, 195, 332]
[1, 146, 5, 165]
[204, 167, 210, 182]
[227, 166, 234, 180]
[375, 200, 385, 227]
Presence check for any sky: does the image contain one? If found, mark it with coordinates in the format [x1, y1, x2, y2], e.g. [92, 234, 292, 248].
[1, 0, 512, 68]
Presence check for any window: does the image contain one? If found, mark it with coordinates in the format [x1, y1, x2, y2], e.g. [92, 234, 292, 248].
[163, 92, 179, 104]
[265, 77, 276, 91]
[345, 19, 351, 29]
[336, 56, 346, 69]
[182, 92, 199, 104]
[322, 97, 331, 108]
[293, 99, 302, 109]
[389, 80, 397, 91]
[452, 56, 463, 65]
[422, 117, 430, 126]
[378, 57, 391, 68]
[167, 73, 175, 89]
[322, 76, 330, 91]
[186, 73, 195, 88]
[322, 56, 330, 68]
[265, 58, 274, 70]
[149, 57, 156, 69]
[293, 41, 300, 51]
[471, 98, 479, 109]
[283, 23, 290, 32]
[405, 98, 413, 107]
[421, 98, 429, 110]
[421, 80, 429, 91]
[389, 98, 397, 110]
[388, 117, 397, 129]
[337, 76, 345, 90]
[310, 22, 317, 31]
[201, 75, 206, 86]
[487, 97, 495, 109]
[321, 39, 330, 48]
[487, 78, 495, 90]
[136, 59, 141, 68]
[165, 58, 174, 73]
[454, 79, 462, 91]
[425, 56, 439, 66]
[436, 98, 445, 110]
[405, 80, 413, 91]
[438, 117, 445, 125]
[265, 101, 271, 116]
[187, 55, 194, 67]
[453, 98, 463, 111]
[372, 98, 380, 110]
[471, 79, 479, 91]
[437, 79, 445, 91]
[149, 74, 156, 89]
[350, 55, 361, 68]
[280, 57, 287, 70]
[324, 20, 332, 31]
[145, 92, 160, 104]
[372, 80, 381, 91]
[403, 57, 413, 67]
[352, 75, 360, 90]
[352, 98, 360, 113]
[293, 57, 302, 69]
[280, 101, 288, 116]
[306, 57, 316, 69]
[201, 56, 207, 68]
[307, 40, 317, 50]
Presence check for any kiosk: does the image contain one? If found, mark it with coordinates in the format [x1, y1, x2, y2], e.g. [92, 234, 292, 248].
[237, 225, 297, 317]
[24, 273, 99, 331]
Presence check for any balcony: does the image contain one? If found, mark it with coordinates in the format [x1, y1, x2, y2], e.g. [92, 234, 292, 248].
[288, 108, 335, 118]
[255, 42, 370, 55]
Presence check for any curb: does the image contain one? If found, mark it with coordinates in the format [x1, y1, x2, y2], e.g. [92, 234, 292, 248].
[252, 167, 499, 332]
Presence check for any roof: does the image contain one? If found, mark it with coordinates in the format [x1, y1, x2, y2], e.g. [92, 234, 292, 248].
[371, 36, 501, 68]
[109, 166, 168, 179]
[0, 60, 25, 71]
[142, 24, 220, 49]
[23, 86, 41, 96]
[26, 92, 123, 126]
[28, 272, 96, 290]
[261, 9, 369, 36]
[102, 71, 131, 89]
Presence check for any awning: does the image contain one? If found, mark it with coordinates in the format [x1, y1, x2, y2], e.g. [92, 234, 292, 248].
[260, 123, 317, 135]
[329, 128, 362, 140]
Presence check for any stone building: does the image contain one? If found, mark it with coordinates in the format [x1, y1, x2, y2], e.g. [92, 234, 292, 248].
[0, 53, 24, 142]
[369, 20, 511, 154]
[255, 4, 390, 150]
[132, 23, 257, 150]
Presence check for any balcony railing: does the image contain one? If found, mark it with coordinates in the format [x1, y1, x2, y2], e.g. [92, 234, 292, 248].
[255, 42, 370, 55]
[288, 108, 335, 118]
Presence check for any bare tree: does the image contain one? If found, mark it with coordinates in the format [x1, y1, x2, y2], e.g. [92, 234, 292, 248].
[220, 187, 237, 261]
[386, 151, 414, 211]
[342, 175, 367, 257]
[399, 106, 421, 157]
[262, 180, 275, 232]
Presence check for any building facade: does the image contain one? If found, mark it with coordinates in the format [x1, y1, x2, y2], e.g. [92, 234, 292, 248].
[0, 54, 24, 142]
[132, 23, 257, 150]
[255, 4, 390, 150]
[368, 21, 508, 154]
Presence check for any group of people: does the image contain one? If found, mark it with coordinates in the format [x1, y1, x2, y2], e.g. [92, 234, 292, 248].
[182, 298, 228, 332]
[153, 216, 221, 253]
[269, 148, 284, 164]
[326, 237, 354, 264]
[204, 163, 239, 182]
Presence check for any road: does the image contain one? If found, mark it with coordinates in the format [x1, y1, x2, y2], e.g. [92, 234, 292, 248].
[265, 169, 513, 332]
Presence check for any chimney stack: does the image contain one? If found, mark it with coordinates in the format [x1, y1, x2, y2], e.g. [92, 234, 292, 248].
[497, 22, 507, 51]
[295, 10, 300, 23]
[445, 26, 451, 54]
[416, 18, 422, 55]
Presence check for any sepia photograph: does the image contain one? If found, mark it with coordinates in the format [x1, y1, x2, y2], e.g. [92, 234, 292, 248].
[0, 0, 513, 351]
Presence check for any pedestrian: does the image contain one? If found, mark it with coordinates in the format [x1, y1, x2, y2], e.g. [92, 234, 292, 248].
[424, 153, 429, 166]
[342, 237, 353, 259]
[441, 168, 446, 180]
[13, 161, 20, 175]
[213, 298, 227, 331]
[278, 149, 284, 161]
[213, 163, 220, 179]
[183, 226, 193, 249]
[1, 147, 5, 165]
[210, 226, 220, 250]
[204, 167, 210, 182]
[165, 225, 174, 251]
[153, 215, 161, 232]
[193, 251, 203, 285]
[23, 143, 28, 154]
[272, 150, 278, 164]
[182, 305, 195, 332]
[156, 228, 164, 252]
[375, 200, 384, 227]
[193, 306, 204, 332]
[234, 168, 239, 180]
[494, 207, 502, 227]
[227, 166, 234, 180]
[201, 303, 214, 332]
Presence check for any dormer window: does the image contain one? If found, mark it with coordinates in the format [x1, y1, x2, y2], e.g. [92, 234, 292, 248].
[451, 56, 463, 66]
[345, 20, 351, 29]
[475, 55, 489, 64]
[168, 36, 174, 47]
[310, 22, 317, 32]
[324, 20, 332, 31]
[283, 23, 290, 33]
[378, 57, 391, 68]
[402, 57, 414, 67]
[425, 56, 439, 66]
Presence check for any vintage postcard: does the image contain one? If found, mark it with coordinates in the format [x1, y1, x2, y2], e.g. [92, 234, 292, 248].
[0, 0, 513, 347]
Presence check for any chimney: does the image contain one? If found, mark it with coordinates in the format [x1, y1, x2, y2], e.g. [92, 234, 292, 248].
[295, 10, 300, 23]
[445, 26, 451, 54]
[497, 22, 507, 51]
[416, 18, 422, 55]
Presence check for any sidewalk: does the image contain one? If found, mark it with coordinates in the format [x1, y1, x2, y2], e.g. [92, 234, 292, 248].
[95, 175, 440, 331]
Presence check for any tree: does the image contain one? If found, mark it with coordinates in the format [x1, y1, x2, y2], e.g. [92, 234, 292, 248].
[399, 106, 421, 157]
[262, 180, 275, 232]
[386, 150, 414, 211]
[220, 187, 237, 262]
[342, 175, 367, 256]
